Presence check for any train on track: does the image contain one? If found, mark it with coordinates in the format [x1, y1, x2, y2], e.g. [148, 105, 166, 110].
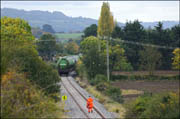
[56, 55, 80, 75]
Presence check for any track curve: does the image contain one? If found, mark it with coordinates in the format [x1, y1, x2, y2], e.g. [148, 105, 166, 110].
[61, 76, 106, 119]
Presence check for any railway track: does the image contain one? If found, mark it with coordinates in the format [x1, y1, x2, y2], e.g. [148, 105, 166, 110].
[61, 76, 106, 119]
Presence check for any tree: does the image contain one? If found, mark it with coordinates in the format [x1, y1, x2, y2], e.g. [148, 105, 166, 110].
[83, 24, 97, 38]
[170, 25, 180, 47]
[112, 25, 124, 39]
[42, 24, 55, 34]
[1, 16, 36, 74]
[37, 34, 57, 61]
[55, 42, 64, 54]
[31, 27, 44, 38]
[110, 44, 133, 71]
[65, 41, 79, 55]
[1, 17, 61, 95]
[97, 2, 114, 81]
[98, 2, 114, 37]
[123, 20, 146, 70]
[172, 48, 180, 70]
[80, 36, 106, 79]
[153, 22, 166, 45]
[152, 22, 174, 70]
[139, 47, 162, 75]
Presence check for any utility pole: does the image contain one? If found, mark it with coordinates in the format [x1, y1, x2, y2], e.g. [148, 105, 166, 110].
[97, 2, 114, 82]
[106, 36, 110, 82]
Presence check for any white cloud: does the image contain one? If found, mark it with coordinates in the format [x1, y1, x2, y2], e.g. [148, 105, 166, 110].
[1, 1, 179, 22]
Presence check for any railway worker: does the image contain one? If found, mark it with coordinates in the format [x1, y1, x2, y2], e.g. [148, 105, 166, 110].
[86, 96, 94, 113]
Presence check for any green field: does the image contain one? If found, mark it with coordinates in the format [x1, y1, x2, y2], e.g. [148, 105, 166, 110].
[55, 33, 84, 39]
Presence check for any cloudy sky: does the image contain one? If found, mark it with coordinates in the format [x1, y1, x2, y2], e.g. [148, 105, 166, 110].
[1, 1, 179, 23]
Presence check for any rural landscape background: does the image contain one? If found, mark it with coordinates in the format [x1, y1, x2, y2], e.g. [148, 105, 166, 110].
[1, 1, 179, 119]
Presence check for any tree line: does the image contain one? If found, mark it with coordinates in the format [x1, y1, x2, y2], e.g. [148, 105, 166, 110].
[80, 2, 179, 79]
[83, 20, 179, 71]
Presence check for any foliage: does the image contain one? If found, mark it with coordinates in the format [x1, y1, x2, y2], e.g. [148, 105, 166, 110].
[31, 27, 44, 38]
[110, 44, 133, 71]
[170, 25, 180, 47]
[123, 20, 146, 70]
[125, 92, 180, 119]
[106, 86, 124, 103]
[89, 74, 107, 86]
[112, 25, 124, 39]
[97, 2, 114, 37]
[37, 34, 57, 61]
[95, 74, 108, 82]
[42, 24, 55, 33]
[80, 36, 107, 78]
[139, 47, 162, 75]
[172, 48, 180, 70]
[1, 71, 62, 118]
[83, 24, 97, 38]
[96, 81, 109, 92]
[1, 16, 36, 75]
[79, 36, 132, 79]
[27, 58, 61, 95]
[85, 73, 124, 103]
[1, 17, 61, 95]
[65, 41, 79, 55]
[151, 22, 174, 70]
[75, 59, 87, 79]
[98, 21, 179, 71]
[55, 42, 64, 54]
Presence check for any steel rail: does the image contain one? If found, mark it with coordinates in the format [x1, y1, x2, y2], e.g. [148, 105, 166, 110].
[61, 78, 90, 119]
[67, 76, 106, 119]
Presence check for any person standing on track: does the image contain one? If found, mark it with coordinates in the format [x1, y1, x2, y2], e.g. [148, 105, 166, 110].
[86, 96, 93, 113]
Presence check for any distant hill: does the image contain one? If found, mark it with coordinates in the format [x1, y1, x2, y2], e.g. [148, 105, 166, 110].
[1, 8, 179, 32]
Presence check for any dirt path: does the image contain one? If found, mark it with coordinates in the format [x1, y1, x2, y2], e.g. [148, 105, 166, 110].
[60, 76, 115, 118]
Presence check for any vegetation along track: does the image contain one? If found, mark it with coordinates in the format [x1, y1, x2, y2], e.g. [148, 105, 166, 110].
[61, 76, 106, 119]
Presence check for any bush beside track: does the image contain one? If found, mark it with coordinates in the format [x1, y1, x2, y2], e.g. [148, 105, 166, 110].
[125, 92, 180, 119]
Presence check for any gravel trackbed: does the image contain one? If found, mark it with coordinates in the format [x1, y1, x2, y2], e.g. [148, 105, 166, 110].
[60, 76, 115, 118]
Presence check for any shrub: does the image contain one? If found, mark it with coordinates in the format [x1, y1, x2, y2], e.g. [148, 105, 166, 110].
[125, 92, 180, 119]
[106, 87, 124, 103]
[76, 59, 87, 78]
[96, 82, 109, 92]
[89, 74, 108, 86]
[1, 71, 62, 118]
[95, 74, 108, 81]
[89, 79, 99, 86]
[140, 93, 180, 119]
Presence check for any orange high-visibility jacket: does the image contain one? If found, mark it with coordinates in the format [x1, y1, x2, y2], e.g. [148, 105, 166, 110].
[86, 97, 93, 108]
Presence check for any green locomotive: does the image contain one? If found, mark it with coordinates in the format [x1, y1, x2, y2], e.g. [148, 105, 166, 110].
[56, 55, 79, 75]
